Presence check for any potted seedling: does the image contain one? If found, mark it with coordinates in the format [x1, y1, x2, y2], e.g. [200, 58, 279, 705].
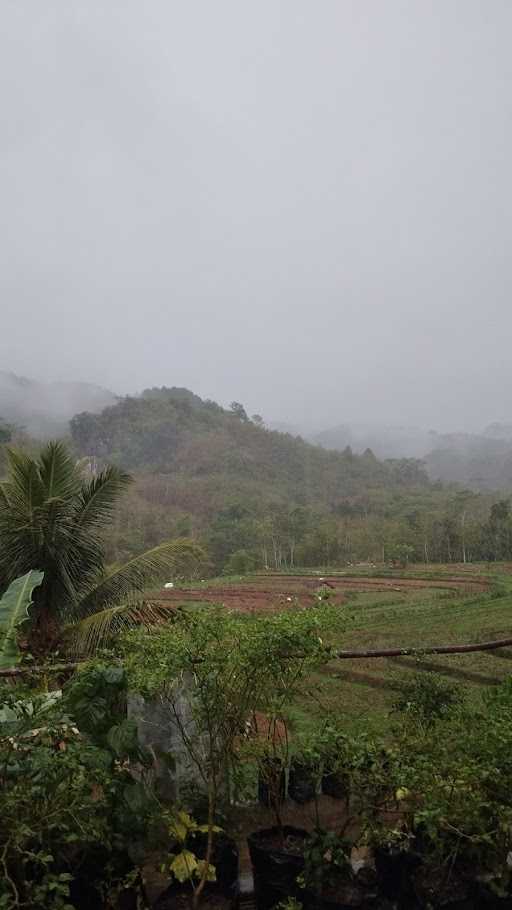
[123, 605, 332, 910]
[288, 728, 327, 809]
[299, 828, 376, 910]
[247, 719, 310, 910]
[320, 725, 354, 804]
[355, 739, 421, 906]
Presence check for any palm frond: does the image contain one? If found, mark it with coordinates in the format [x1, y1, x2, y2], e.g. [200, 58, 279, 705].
[5, 448, 45, 514]
[38, 441, 81, 500]
[75, 466, 132, 530]
[0, 483, 11, 508]
[67, 599, 173, 656]
[77, 539, 205, 616]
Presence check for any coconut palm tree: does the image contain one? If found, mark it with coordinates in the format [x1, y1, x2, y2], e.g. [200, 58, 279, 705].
[0, 441, 204, 656]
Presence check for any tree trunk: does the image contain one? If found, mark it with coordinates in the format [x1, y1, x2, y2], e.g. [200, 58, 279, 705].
[193, 777, 216, 910]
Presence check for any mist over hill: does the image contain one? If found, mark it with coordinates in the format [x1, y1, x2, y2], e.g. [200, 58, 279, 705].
[0, 372, 117, 438]
[424, 431, 512, 491]
[314, 420, 512, 492]
[66, 386, 440, 568]
[3, 368, 512, 493]
[70, 386, 428, 495]
[314, 423, 439, 460]
[2, 377, 511, 567]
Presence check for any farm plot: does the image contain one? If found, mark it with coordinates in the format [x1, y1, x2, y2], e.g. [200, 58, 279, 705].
[151, 570, 488, 614]
[150, 567, 512, 733]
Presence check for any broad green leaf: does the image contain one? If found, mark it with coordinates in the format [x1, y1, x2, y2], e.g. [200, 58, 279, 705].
[0, 705, 18, 724]
[170, 850, 198, 882]
[196, 860, 216, 882]
[168, 810, 196, 842]
[0, 570, 44, 668]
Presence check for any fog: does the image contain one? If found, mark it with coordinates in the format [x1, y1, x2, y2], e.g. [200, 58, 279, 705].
[1, 1, 511, 434]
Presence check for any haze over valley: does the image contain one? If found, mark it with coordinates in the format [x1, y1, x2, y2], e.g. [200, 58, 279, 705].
[4, 5, 512, 903]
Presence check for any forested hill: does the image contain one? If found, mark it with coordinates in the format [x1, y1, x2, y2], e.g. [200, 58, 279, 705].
[71, 387, 429, 501]
[68, 388, 441, 571]
[64, 388, 512, 577]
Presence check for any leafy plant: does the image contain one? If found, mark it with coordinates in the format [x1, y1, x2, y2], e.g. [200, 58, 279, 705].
[0, 659, 162, 909]
[160, 809, 220, 886]
[0, 441, 204, 657]
[392, 671, 464, 729]
[275, 899, 303, 910]
[299, 829, 352, 900]
[0, 570, 44, 667]
[0, 710, 140, 908]
[122, 603, 335, 904]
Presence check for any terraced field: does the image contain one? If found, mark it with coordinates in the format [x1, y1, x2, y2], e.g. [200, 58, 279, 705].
[150, 565, 512, 734]
[153, 570, 489, 613]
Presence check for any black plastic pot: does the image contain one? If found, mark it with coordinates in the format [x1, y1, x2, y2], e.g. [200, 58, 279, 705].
[189, 830, 239, 897]
[154, 832, 239, 910]
[321, 771, 349, 801]
[374, 845, 421, 903]
[247, 825, 308, 910]
[258, 758, 286, 809]
[411, 863, 474, 910]
[288, 761, 316, 804]
[304, 878, 379, 910]
[474, 880, 512, 909]
[69, 848, 143, 910]
[155, 885, 235, 910]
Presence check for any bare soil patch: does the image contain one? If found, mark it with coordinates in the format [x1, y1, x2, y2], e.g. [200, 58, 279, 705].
[150, 572, 489, 615]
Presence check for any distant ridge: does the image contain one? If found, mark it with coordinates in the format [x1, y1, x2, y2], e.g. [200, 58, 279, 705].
[313, 419, 512, 491]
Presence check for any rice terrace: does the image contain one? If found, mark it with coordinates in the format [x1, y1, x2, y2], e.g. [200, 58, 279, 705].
[153, 565, 512, 734]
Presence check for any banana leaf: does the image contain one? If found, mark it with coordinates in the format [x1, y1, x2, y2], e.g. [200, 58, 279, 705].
[0, 570, 44, 668]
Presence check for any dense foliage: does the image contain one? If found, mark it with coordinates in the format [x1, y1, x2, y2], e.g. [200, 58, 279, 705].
[0, 441, 204, 656]
[68, 387, 512, 572]
[0, 663, 149, 910]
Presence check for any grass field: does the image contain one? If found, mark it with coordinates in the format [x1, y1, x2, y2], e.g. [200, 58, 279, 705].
[153, 564, 512, 737]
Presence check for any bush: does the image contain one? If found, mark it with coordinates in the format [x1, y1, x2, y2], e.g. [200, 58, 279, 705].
[0, 666, 150, 909]
[223, 549, 257, 575]
[391, 671, 464, 727]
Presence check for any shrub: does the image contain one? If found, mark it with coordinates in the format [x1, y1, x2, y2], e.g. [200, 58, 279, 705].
[391, 671, 464, 728]
[0, 665, 150, 909]
[223, 549, 257, 575]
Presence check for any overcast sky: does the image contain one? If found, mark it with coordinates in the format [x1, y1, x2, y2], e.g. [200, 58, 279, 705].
[1, 1, 511, 432]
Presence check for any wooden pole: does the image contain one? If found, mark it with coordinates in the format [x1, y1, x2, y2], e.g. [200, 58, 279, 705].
[0, 662, 80, 678]
[2, 634, 512, 677]
[332, 636, 512, 660]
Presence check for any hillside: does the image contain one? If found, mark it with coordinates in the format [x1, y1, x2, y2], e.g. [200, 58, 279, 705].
[0, 371, 117, 437]
[424, 432, 512, 491]
[70, 387, 439, 569]
[70, 386, 429, 497]
[315, 419, 512, 492]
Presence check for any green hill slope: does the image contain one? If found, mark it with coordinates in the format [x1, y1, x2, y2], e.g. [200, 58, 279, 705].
[69, 387, 443, 571]
[71, 386, 429, 499]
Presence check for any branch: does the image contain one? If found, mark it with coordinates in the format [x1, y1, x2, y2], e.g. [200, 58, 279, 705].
[331, 636, 512, 660]
[0, 662, 80, 678]
[2, 634, 512, 677]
